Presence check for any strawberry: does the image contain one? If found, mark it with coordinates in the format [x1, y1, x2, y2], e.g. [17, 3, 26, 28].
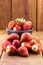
[23, 21, 32, 30]
[2, 40, 11, 51]
[6, 45, 17, 55]
[20, 32, 32, 43]
[32, 44, 42, 54]
[12, 40, 20, 49]
[16, 21, 23, 26]
[13, 25, 21, 31]
[32, 38, 40, 43]
[18, 47, 29, 57]
[7, 33, 19, 41]
[21, 42, 32, 50]
[15, 18, 26, 26]
[8, 21, 16, 30]
[29, 38, 41, 46]
[27, 21, 33, 28]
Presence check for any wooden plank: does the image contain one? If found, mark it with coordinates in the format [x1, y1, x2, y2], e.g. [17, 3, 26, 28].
[0, 61, 43, 65]
[0, 30, 8, 58]
[37, 32, 43, 57]
[12, 0, 36, 30]
[0, 46, 2, 58]
[0, 31, 42, 65]
[1, 51, 42, 61]
[31, 31, 39, 38]
[37, 0, 43, 31]
[0, 0, 12, 29]
[0, 51, 43, 65]
[37, 32, 43, 39]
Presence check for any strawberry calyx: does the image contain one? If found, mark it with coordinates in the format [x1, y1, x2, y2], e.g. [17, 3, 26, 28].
[15, 18, 26, 23]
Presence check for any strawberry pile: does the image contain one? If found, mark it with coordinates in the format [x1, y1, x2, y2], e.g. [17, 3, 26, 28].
[8, 18, 33, 30]
[2, 32, 42, 57]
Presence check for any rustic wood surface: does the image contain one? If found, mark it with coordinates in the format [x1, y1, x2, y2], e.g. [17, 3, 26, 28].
[0, 0, 43, 31]
[0, 30, 43, 65]
[12, 0, 36, 30]
[37, 0, 43, 31]
[0, 0, 36, 30]
[0, 0, 12, 29]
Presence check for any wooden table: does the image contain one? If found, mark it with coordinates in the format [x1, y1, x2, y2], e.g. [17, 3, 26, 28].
[0, 30, 43, 65]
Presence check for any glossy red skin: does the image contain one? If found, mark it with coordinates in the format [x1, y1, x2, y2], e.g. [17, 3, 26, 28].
[21, 42, 32, 50]
[32, 44, 42, 54]
[16, 21, 23, 26]
[32, 38, 40, 43]
[26, 21, 33, 28]
[29, 38, 40, 46]
[13, 25, 21, 31]
[28, 21, 32, 28]
[2, 40, 11, 51]
[23, 22, 30, 30]
[23, 21, 32, 30]
[6, 45, 17, 55]
[20, 32, 32, 43]
[7, 33, 19, 41]
[12, 40, 20, 49]
[8, 21, 16, 30]
[18, 47, 29, 57]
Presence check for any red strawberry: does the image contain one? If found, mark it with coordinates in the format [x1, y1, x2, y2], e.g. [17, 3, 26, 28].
[27, 21, 33, 28]
[18, 47, 29, 57]
[32, 44, 42, 54]
[7, 33, 19, 41]
[29, 39, 37, 45]
[12, 40, 20, 49]
[8, 21, 16, 30]
[16, 21, 23, 26]
[6, 45, 17, 55]
[21, 42, 32, 50]
[29, 38, 40, 46]
[2, 40, 11, 51]
[20, 32, 32, 43]
[32, 38, 40, 43]
[15, 18, 26, 26]
[13, 25, 21, 31]
[23, 21, 32, 30]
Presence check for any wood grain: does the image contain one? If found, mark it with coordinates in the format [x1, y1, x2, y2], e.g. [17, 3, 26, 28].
[37, 32, 43, 55]
[0, 51, 43, 65]
[12, 0, 36, 30]
[37, 0, 43, 31]
[0, 0, 43, 31]
[0, 30, 8, 58]
[0, 0, 12, 29]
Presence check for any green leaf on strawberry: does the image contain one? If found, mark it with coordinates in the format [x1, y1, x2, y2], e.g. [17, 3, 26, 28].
[15, 18, 26, 23]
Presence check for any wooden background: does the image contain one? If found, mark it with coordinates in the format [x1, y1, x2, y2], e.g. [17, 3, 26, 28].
[0, 0, 43, 31]
[37, 0, 43, 31]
